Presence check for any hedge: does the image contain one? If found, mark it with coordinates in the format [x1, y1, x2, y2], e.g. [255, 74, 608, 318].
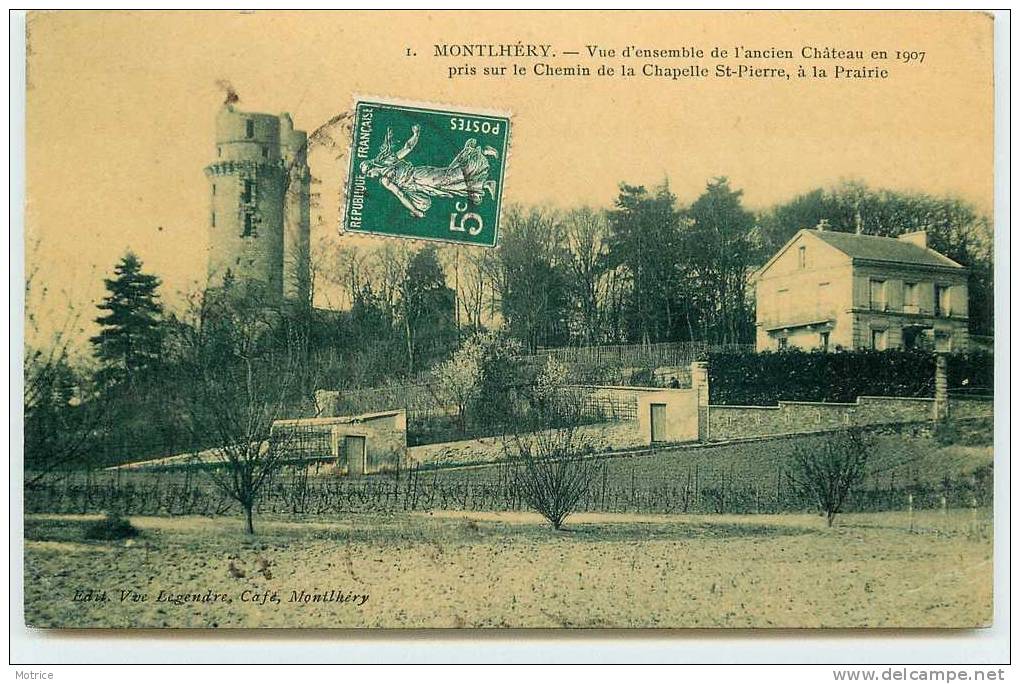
[707, 350, 991, 406]
[946, 351, 994, 395]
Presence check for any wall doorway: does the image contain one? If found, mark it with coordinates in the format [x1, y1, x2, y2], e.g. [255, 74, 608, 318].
[650, 403, 667, 443]
[345, 435, 367, 476]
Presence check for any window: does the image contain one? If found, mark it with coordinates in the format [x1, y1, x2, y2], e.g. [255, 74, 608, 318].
[245, 119, 255, 139]
[869, 279, 887, 310]
[241, 179, 254, 204]
[902, 327, 927, 350]
[217, 146, 221, 158]
[211, 211, 215, 227]
[212, 183, 216, 196]
[819, 331, 830, 351]
[777, 337, 789, 350]
[798, 246, 806, 269]
[242, 213, 255, 237]
[261, 146, 269, 159]
[871, 329, 887, 351]
[935, 285, 951, 317]
[903, 282, 918, 312]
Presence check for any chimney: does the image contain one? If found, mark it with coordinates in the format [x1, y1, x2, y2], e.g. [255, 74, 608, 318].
[897, 230, 928, 250]
[815, 218, 830, 232]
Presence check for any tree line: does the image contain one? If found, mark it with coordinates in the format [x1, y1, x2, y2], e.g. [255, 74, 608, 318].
[318, 177, 993, 358]
[24, 177, 994, 476]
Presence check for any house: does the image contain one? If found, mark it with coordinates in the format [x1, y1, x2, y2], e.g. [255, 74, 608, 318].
[754, 226, 969, 353]
[271, 410, 407, 475]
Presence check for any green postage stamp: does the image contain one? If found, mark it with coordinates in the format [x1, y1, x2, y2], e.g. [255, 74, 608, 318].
[342, 98, 510, 247]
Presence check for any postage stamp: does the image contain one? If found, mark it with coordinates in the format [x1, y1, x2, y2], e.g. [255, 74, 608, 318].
[341, 98, 510, 247]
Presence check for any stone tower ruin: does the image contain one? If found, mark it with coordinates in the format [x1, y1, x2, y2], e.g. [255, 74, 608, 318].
[204, 104, 310, 305]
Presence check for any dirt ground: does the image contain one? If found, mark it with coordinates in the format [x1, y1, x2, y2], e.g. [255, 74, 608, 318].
[23, 509, 992, 629]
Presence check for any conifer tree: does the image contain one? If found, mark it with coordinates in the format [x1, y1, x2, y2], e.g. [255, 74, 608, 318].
[90, 251, 164, 384]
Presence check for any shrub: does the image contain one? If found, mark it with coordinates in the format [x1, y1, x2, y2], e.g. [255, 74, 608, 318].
[504, 427, 603, 530]
[947, 351, 994, 395]
[627, 367, 655, 387]
[568, 360, 625, 385]
[503, 397, 606, 530]
[83, 512, 139, 540]
[786, 427, 872, 527]
[708, 350, 994, 406]
[708, 349, 937, 405]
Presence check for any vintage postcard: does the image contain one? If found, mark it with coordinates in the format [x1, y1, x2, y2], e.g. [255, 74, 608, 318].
[20, 10, 997, 630]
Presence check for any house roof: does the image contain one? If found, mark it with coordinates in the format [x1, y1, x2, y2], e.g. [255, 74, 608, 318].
[809, 230, 964, 269]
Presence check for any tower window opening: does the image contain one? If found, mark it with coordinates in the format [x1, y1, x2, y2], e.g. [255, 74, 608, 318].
[212, 183, 216, 196]
[262, 146, 269, 159]
[241, 179, 254, 204]
[245, 119, 255, 139]
[242, 212, 256, 237]
[211, 211, 216, 227]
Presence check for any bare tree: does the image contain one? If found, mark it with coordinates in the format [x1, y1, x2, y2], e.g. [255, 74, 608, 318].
[181, 291, 301, 534]
[24, 343, 109, 486]
[458, 246, 498, 331]
[201, 351, 298, 535]
[321, 244, 370, 309]
[502, 398, 604, 530]
[306, 232, 332, 309]
[492, 205, 571, 352]
[372, 241, 413, 323]
[787, 428, 872, 527]
[563, 207, 610, 345]
[23, 238, 109, 486]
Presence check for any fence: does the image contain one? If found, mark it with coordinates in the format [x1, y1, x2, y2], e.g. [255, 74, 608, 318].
[25, 466, 990, 518]
[530, 342, 753, 370]
[27, 437, 992, 518]
[573, 392, 638, 421]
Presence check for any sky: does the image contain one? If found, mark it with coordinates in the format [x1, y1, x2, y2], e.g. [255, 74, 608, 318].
[24, 10, 994, 346]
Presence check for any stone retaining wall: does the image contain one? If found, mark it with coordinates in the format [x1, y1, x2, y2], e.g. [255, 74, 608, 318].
[705, 396, 991, 442]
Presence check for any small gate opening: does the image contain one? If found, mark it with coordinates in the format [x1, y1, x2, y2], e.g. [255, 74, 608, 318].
[650, 403, 667, 443]
[344, 435, 367, 476]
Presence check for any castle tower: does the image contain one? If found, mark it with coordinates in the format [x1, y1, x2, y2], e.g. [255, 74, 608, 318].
[204, 104, 309, 304]
[280, 113, 311, 306]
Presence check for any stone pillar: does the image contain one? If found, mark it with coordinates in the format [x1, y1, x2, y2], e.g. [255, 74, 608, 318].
[933, 353, 949, 421]
[691, 361, 710, 442]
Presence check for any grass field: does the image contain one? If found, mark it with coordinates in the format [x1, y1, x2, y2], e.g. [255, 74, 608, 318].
[24, 508, 992, 629]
